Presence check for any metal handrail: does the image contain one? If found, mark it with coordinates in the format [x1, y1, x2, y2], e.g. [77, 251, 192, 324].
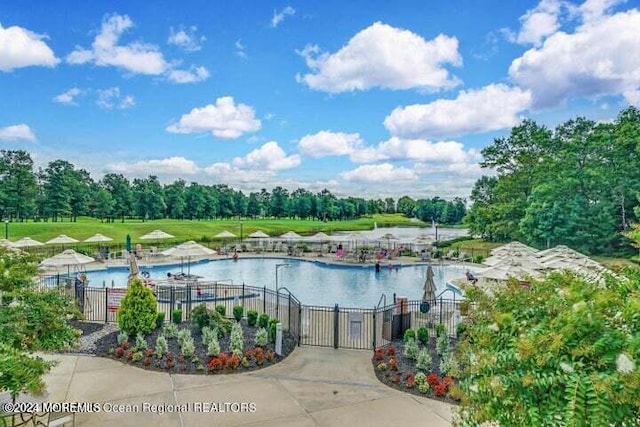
[276, 286, 301, 305]
[376, 293, 386, 309]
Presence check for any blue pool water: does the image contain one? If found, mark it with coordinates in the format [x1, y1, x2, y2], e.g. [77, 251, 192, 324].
[85, 258, 466, 307]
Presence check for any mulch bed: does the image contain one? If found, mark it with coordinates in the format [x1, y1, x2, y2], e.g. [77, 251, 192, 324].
[95, 320, 297, 375]
[372, 338, 461, 404]
[69, 319, 104, 336]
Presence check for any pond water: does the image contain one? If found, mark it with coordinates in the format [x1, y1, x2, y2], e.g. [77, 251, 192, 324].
[85, 257, 467, 307]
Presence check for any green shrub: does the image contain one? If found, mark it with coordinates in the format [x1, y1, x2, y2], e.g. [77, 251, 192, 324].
[117, 279, 158, 336]
[404, 338, 419, 360]
[117, 331, 129, 346]
[254, 327, 268, 347]
[155, 312, 165, 328]
[232, 305, 243, 322]
[258, 313, 269, 328]
[435, 323, 446, 337]
[210, 310, 233, 336]
[417, 326, 429, 345]
[215, 304, 226, 316]
[403, 329, 416, 343]
[456, 322, 468, 338]
[436, 335, 449, 356]
[191, 304, 212, 329]
[162, 322, 179, 339]
[247, 310, 258, 327]
[177, 329, 191, 347]
[172, 309, 182, 324]
[230, 322, 244, 356]
[134, 333, 147, 351]
[416, 349, 432, 372]
[155, 335, 168, 358]
[268, 318, 279, 343]
[473, 255, 484, 264]
[207, 336, 220, 357]
[181, 338, 195, 357]
[201, 326, 215, 347]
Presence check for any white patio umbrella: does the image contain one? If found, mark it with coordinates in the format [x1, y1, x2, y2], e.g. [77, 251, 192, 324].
[40, 249, 95, 276]
[46, 234, 79, 245]
[479, 262, 543, 281]
[0, 238, 12, 247]
[140, 229, 174, 240]
[380, 232, 399, 250]
[83, 233, 113, 243]
[248, 230, 270, 239]
[279, 231, 302, 240]
[308, 231, 331, 241]
[214, 230, 237, 239]
[11, 237, 44, 248]
[162, 240, 216, 274]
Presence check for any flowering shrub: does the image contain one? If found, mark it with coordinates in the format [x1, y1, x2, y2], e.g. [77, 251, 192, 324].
[427, 373, 440, 386]
[433, 382, 447, 396]
[208, 357, 223, 371]
[115, 346, 125, 358]
[265, 349, 276, 362]
[226, 355, 241, 370]
[386, 346, 396, 357]
[388, 358, 398, 371]
[254, 347, 264, 365]
[454, 271, 640, 426]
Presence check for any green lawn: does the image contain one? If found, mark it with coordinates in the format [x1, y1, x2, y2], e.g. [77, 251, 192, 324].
[4, 213, 426, 245]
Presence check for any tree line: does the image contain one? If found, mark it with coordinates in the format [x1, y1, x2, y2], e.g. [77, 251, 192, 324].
[465, 106, 640, 255]
[0, 150, 466, 224]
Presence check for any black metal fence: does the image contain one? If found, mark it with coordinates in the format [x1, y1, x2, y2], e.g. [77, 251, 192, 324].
[38, 275, 461, 351]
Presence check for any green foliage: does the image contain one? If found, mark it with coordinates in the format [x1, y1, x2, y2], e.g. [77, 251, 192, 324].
[181, 337, 195, 357]
[162, 322, 179, 339]
[255, 327, 268, 347]
[439, 353, 460, 378]
[247, 310, 258, 327]
[191, 304, 212, 329]
[201, 326, 215, 347]
[117, 331, 129, 346]
[134, 333, 147, 351]
[403, 329, 416, 343]
[269, 318, 279, 343]
[172, 309, 182, 325]
[232, 305, 243, 322]
[177, 329, 191, 347]
[404, 338, 419, 360]
[436, 335, 450, 356]
[155, 335, 168, 358]
[207, 335, 220, 357]
[435, 323, 446, 337]
[215, 304, 226, 316]
[417, 326, 429, 345]
[456, 322, 468, 338]
[230, 322, 244, 356]
[258, 313, 269, 328]
[117, 279, 157, 336]
[155, 312, 165, 328]
[416, 349, 432, 372]
[455, 271, 640, 426]
[0, 250, 78, 399]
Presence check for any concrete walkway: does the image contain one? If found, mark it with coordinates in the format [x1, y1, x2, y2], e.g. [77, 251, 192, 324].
[42, 347, 454, 426]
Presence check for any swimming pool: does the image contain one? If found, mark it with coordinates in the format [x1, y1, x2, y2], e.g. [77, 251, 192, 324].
[85, 258, 466, 307]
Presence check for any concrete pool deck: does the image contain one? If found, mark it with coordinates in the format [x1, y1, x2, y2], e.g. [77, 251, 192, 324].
[41, 346, 454, 426]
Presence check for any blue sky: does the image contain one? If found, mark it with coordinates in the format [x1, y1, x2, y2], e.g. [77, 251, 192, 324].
[1, 0, 638, 199]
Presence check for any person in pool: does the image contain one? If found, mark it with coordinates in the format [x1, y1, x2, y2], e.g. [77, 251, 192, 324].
[375, 261, 381, 273]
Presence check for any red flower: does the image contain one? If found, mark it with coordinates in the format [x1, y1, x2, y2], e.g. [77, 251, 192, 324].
[427, 373, 440, 386]
[386, 346, 396, 357]
[434, 382, 447, 396]
[254, 347, 264, 365]
[374, 348, 385, 361]
[208, 357, 223, 371]
[406, 377, 416, 389]
[245, 348, 256, 360]
[115, 346, 124, 358]
[226, 355, 241, 370]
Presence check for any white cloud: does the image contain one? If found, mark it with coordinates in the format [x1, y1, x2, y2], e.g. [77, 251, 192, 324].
[350, 137, 481, 165]
[168, 26, 205, 52]
[167, 96, 261, 139]
[509, 7, 640, 108]
[53, 87, 83, 105]
[340, 163, 418, 183]
[516, 0, 562, 46]
[67, 14, 167, 74]
[203, 162, 275, 183]
[96, 87, 135, 110]
[271, 6, 295, 28]
[233, 141, 301, 171]
[106, 156, 199, 175]
[235, 39, 247, 59]
[166, 66, 210, 83]
[0, 124, 36, 142]
[67, 14, 208, 84]
[296, 22, 462, 93]
[384, 84, 532, 139]
[0, 23, 59, 71]
[579, 0, 624, 24]
[298, 131, 363, 158]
